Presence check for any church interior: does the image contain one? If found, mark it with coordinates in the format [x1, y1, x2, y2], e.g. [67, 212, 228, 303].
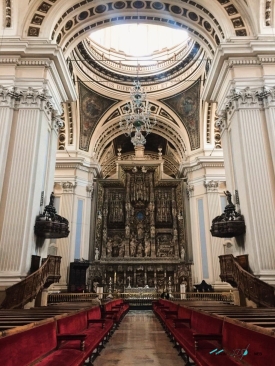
[0, 0, 275, 364]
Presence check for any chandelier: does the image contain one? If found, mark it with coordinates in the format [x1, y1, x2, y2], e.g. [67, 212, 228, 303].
[119, 80, 156, 146]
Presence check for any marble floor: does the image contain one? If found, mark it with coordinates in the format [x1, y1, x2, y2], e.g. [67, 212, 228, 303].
[93, 310, 186, 366]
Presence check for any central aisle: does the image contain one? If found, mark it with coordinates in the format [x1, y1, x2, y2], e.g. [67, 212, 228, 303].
[93, 310, 185, 366]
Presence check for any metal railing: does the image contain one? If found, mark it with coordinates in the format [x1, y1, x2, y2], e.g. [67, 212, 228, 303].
[47, 291, 233, 304]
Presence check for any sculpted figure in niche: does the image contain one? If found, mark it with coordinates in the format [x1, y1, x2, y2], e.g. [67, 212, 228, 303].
[130, 236, 137, 257]
[118, 241, 125, 257]
[137, 225, 144, 240]
[144, 235, 151, 257]
[168, 240, 174, 256]
[137, 242, 144, 257]
[106, 238, 113, 257]
[125, 225, 130, 238]
[95, 247, 99, 261]
[180, 246, 185, 260]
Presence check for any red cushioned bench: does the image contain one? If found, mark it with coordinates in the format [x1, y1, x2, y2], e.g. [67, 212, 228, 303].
[153, 299, 178, 324]
[171, 309, 224, 364]
[0, 319, 87, 366]
[57, 306, 113, 364]
[103, 299, 129, 326]
[195, 318, 275, 366]
[165, 305, 193, 336]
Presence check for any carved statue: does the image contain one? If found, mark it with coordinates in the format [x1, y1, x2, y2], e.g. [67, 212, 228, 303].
[130, 236, 137, 256]
[106, 238, 113, 257]
[137, 225, 144, 240]
[144, 235, 151, 257]
[180, 247, 185, 260]
[137, 242, 144, 257]
[224, 190, 233, 205]
[119, 241, 125, 257]
[125, 225, 130, 238]
[95, 247, 99, 261]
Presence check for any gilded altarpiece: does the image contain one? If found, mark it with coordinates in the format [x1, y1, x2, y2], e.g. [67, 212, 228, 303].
[89, 165, 191, 293]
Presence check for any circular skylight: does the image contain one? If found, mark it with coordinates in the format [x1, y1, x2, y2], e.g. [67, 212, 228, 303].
[89, 24, 189, 65]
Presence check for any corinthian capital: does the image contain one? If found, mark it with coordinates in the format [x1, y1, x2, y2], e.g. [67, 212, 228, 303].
[62, 181, 77, 193]
[204, 180, 219, 192]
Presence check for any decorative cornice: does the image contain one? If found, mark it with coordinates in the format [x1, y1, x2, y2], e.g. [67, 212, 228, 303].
[204, 180, 219, 192]
[55, 163, 99, 176]
[181, 159, 224, 175]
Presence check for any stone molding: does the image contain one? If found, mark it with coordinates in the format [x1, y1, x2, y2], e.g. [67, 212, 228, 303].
[55, 163, 99, 176]
[204, 180, 219, 192]
[182, 161, 224, 175]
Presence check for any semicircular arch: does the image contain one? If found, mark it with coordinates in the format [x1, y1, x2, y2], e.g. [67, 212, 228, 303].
[90, 110, 190, 164]
[22, 0, 252, 58]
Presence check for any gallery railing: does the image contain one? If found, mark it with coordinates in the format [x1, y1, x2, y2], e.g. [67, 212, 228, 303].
[47, 291, 233, 304]
[0, 255, 61, 309]
[219, 254, 275, 308]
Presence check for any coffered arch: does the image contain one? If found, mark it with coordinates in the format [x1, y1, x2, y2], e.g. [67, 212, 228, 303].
[24, 0, 252, 59]
[90, 108, 190, 165]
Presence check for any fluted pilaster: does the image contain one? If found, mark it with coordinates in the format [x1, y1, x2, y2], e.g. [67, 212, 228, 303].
[204, 180, 225, 283]
[218, 87, 275, 277]
[56, 184, 76, 286]
[0, 107, 49, 273]
[238, 108, 275, 271]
